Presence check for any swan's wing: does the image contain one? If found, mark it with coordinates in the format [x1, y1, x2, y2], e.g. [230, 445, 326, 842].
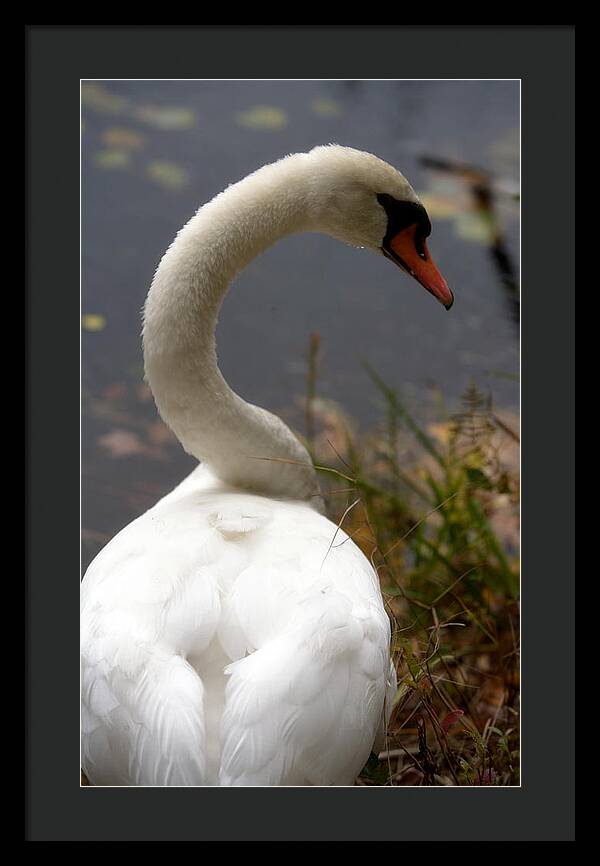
[81, 514, 224, 786]
[82, 647, 209, 786]
[219, 584, 391, 786]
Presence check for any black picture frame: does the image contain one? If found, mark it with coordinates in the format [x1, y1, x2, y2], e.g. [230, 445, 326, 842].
[26, 25, 575, 841]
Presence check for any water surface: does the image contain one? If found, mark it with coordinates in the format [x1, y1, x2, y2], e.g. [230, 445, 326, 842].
[82, 80, 520, 571]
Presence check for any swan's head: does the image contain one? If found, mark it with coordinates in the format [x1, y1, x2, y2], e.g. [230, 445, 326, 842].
[305, 145, 454, 310]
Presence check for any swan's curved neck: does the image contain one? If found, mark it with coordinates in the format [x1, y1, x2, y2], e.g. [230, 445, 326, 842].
[143, 154, 321, 501]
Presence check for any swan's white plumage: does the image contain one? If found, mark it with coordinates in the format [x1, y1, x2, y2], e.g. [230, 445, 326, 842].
[81, 146, 419, 786]
[82, 466, 396, 786]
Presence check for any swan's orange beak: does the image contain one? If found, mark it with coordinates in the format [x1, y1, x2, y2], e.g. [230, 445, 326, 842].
[384, 224, 454, 310]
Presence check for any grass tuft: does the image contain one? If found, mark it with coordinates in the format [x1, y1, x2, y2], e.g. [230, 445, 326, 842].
[302, 339, 520, 786]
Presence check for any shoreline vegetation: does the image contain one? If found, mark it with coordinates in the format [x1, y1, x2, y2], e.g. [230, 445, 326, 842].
[302, 334, 520, 786]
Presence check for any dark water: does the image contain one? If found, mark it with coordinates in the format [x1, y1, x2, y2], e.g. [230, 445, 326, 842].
[82, 80, 520, 571]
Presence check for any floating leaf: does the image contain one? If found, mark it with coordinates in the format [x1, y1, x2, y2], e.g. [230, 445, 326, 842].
[82, 314, 106, 332]
[455, 212, 495, 245]
[146, 160, 188, 191]
[98, 429, 146, 458]
[147, 421, 176, 446]
[417, 193, 460, 220]
[101, 127, 144, 150]
[235, 105, 288, 130]
[311, 97, 343, 118]
[97, 428, 169, 461]
[101, 382, 128, 401]
[441, 709, 465, 732]
[81, 83, 128, 115]
[135, 105, 196, 130]
[93, 149, 130, 170]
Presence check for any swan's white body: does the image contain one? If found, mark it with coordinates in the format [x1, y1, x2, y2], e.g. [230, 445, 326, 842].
[81, 146, 449, 786]
[81, 463, 394, 785]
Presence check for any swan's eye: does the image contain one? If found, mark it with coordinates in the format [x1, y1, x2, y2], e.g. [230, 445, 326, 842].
[415, 232, 428, 260]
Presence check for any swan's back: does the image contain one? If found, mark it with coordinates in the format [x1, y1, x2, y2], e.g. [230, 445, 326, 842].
[81, 466, 395, 786]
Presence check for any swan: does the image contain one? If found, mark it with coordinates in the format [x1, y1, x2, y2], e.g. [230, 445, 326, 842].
[81, 145, 454, 787]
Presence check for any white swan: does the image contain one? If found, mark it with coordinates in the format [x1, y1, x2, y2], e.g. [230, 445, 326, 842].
[81, 145, 453, 787]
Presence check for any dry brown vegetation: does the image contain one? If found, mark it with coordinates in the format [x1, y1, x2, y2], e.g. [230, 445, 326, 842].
[302, 337, 520, 786]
